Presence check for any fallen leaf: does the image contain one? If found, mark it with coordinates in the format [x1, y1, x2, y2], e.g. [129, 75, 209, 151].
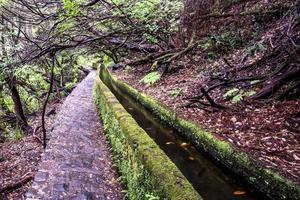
[233, 190, 247, 195]
[231, 117, 237, 123]
[180, 142, 189, 147]
[293, 154, 300, 161]
[166, 142, 175, 145]
[188, 156, 195, 161]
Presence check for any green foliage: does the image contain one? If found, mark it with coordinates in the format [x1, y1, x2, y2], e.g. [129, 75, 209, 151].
[93, 85, 162, 200]
[7, 126, 23, 141]
[0, 0, 7, 5]
[140, 72, 161, 85]
[223, 88, 240, 98]
[169, 89, 182, 98]
[246, 41, 266, 56]
[59, 0, 85, 32]
[64, 82, 77, 90]
[224, 88, 256, 104]
[197, 39, 211, 50]
[112, 0, 183, 43]
[77, 54, 100, 67]
[197, 32, 244, 60]
[2, 93, 14, 112]
[15, 65, 48, 112]
[250, 80, 261, 85]
[94, 73, 201, 199]
[143, 33, 158, 44]
[207, 52, 217, 60]
[244, 90, 256, 97]
[216, 32, 242, 49]
[102, 54, 115, 68]
[112, 73, 300, 200]
[231, 93, 243, 104]
[249, 176, 257, 183]
[0, 51, 87, 139]
[97, 66, 300, 199]
[129, 0, 182, 22]
[130, 0, 159, 20]
[62, 0, 83, 17]
[58, 18, 77, 32]
[145, 194, 160, 200]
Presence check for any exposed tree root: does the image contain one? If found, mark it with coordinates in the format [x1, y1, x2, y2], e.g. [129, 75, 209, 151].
[127, 49, 177, 66]
[253, 66, 300, 99]
[186, 76, 263, 101]
[153, 33, 198, 74]
[277, 81, 300, 100]
[200, 88, 226, 109]
[197, 7, 290, 20]
[0, 173, 33, 194]
[33, 125, 43, 144]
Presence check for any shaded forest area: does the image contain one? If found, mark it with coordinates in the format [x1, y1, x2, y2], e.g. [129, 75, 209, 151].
[0, 0, 299, 198]
[113, 0, 300, 185]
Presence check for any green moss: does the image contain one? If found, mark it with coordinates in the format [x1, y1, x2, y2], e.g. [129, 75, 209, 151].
[93, 77, 201, 200]
[99, 67, 300, 200]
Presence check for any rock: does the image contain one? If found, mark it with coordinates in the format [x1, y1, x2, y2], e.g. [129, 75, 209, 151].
[112, 64, 124, 71]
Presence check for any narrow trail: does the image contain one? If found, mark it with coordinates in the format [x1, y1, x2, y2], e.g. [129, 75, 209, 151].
[26, 71, 123, 200]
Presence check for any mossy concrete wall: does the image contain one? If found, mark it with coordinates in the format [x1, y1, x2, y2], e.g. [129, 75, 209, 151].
[100, 67, 300, 200]
[93, 74, 202, 200]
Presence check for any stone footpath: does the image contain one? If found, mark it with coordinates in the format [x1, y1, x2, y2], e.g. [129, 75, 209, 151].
[26, 71, 123, 200]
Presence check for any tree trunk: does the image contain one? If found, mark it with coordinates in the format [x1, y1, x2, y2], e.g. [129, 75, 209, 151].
[7, 77, 28, 130]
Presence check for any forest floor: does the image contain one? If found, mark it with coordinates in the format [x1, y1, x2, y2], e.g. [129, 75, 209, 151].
[113, 66, 300, 184]
[0, 98, 62, 199]
[112, 1, 300, 185]
[113, 51, 300, 186]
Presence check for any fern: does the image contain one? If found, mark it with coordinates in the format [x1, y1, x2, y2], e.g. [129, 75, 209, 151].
[245, 90, 256, 97]
[169, 89, 182, 98]
[223, 88, 240, 98]
[140, 72, 161, 85]
[232, 94, 243, 104]
[250, 80, 260, 85]
[224, 88, 256, 104]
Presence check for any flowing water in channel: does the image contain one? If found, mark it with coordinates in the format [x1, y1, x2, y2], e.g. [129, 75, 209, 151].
[100, 72, 270, 200]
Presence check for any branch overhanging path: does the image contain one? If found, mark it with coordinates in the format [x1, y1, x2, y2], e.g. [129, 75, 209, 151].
[25, 71, 123, 200]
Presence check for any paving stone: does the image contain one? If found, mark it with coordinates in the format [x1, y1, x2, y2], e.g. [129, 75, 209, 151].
[26, 71, 123, 200]
[34, 171, 49, 182]
[53, 183, 68, 192]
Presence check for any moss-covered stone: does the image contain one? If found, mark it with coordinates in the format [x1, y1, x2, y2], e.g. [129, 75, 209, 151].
[93, 76, 202, 200]
[99, 67, 300, 200]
